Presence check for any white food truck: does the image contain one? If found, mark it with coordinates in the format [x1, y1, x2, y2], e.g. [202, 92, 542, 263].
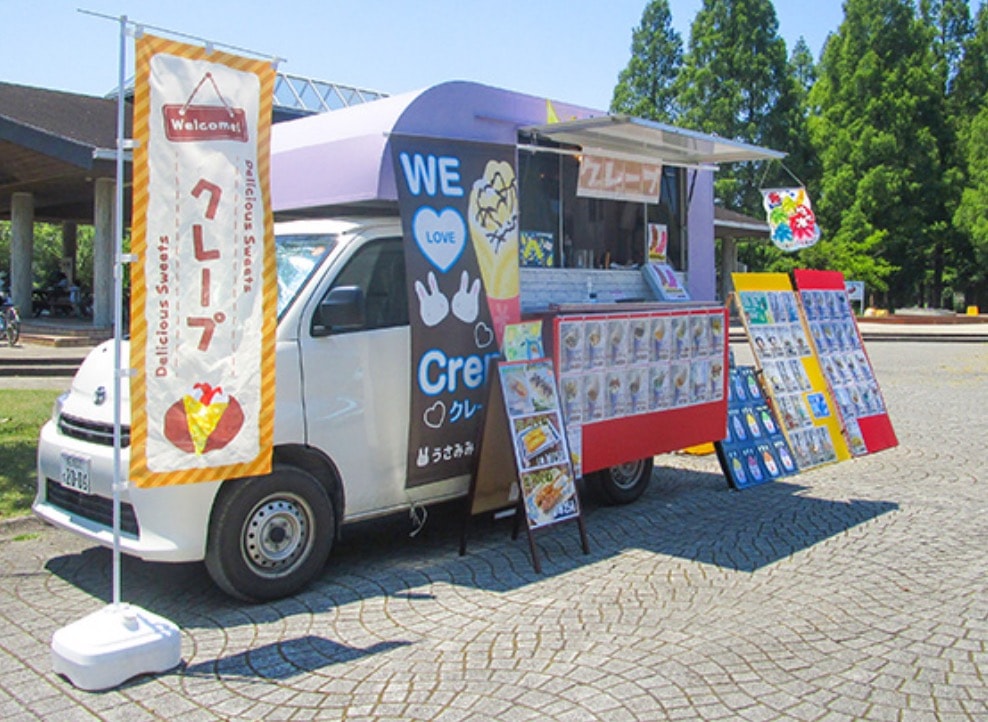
[34, 81, 781, 600]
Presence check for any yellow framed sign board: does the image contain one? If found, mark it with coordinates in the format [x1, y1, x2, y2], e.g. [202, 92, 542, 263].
[732, 273, 850, 470]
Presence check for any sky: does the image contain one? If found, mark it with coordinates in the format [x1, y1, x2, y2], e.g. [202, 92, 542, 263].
[0, 1, 976, 111]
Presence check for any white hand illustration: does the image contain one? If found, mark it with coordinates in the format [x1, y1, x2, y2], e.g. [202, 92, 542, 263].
[414, 272, 449, 327]
[451, 270, 481, 323]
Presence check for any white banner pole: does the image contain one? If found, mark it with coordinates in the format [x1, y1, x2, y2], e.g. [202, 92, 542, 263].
[50, 12, 181, 692]
[110, 12, 127, 610]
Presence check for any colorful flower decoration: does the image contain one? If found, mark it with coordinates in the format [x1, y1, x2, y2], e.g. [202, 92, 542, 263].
[762, 187, 821, 252]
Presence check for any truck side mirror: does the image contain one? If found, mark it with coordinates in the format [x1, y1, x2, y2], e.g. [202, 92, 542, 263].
[311, 286, 366, 337]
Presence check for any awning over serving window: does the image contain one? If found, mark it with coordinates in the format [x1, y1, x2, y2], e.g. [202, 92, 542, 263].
[523, 115, 786, 168]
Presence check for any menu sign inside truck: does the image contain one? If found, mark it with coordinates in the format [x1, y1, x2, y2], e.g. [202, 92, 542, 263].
[129, 34, 276, 488]
[393, 136, 521, 487]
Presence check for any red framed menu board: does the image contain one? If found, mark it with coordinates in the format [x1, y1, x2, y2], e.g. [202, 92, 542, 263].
[553, 306, 730, 475]
[793, 270, 898, 454]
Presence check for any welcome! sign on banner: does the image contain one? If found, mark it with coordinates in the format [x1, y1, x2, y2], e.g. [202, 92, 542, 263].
[129, 34, 276, 487]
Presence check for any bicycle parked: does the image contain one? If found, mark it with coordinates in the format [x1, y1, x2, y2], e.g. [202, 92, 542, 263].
[1, 295, 21, 346]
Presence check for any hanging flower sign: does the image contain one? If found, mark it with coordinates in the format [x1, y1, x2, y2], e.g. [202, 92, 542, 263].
[762, 187, 821, 252]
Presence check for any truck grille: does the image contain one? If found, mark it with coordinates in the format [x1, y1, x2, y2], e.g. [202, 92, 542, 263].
[58, 413, 131, 447]
[45, 479, 140, 537]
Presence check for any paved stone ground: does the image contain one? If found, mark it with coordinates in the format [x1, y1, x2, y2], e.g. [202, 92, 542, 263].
[0, 342, 985, 721]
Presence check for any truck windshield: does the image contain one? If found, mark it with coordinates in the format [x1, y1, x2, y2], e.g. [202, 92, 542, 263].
[276, 234, 337, 316]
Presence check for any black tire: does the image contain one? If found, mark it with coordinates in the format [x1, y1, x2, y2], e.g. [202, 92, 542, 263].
[205, 465, 335, 602]
[592, 456, 654, 505]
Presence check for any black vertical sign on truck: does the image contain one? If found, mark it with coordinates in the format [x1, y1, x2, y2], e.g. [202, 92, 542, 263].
[393, 136, 518, 487]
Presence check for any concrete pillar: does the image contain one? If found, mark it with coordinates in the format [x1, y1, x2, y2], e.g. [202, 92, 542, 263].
[10, 192, 34, 314]
[62, 222, 78, 283]
[92, 178, 115, 328]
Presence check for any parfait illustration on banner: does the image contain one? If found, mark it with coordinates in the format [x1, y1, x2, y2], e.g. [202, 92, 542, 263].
[469, 160, 521, 344]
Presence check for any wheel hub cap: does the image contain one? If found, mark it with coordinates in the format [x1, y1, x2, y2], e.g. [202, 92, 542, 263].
[243, 497, 310, 575]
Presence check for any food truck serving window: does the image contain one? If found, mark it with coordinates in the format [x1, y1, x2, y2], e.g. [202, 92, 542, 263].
[517, 136, 686, 271]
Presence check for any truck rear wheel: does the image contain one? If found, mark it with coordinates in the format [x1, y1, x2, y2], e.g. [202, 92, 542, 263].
[205, 465, 335, 602]
[592, 457, 654, 505]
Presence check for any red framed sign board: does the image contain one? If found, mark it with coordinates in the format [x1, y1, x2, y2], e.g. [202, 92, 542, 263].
[792, 270, 898, 455]
[552, 306, 730, 475]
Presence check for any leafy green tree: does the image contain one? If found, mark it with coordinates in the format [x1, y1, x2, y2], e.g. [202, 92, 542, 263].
[952, 5, 988, 308]
[806, 0, 944, 307]
[953, 106, 988, 303]
[611, 0, 683, 122]
[675, 0, 798, 216]
[917, 0, 973, 307]
[948, 3, 988, 308]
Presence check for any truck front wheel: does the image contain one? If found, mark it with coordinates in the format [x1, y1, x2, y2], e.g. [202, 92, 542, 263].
[205, 465, 335, 601]
[592, 457, 654, 505]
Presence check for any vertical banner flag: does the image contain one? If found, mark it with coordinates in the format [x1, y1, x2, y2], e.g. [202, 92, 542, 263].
[130, 34, 276, 487]
[762, 187, 821, 252]
[393, 136, 521, 487]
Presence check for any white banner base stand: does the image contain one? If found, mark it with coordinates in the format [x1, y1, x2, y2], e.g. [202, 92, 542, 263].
[51, 603, 181, 691]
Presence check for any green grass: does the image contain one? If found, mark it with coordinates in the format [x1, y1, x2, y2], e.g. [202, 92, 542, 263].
[0, 389, 60, 519]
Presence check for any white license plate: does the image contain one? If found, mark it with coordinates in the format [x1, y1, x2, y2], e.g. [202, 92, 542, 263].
[59, 453, 92, 495]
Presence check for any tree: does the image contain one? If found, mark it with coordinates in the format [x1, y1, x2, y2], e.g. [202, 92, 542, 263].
[674, 0, 800, 216]
[916, 0, 973, 308]
[954, 105, 988, 306]
[948, 3, 988, 308]
[806, 0, 943, 307]
[610, 0, 683, 122]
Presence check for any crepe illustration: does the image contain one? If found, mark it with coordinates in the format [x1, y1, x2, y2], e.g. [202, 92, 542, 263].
[468, 160, 520, 343]
[164, 382, 244, 456]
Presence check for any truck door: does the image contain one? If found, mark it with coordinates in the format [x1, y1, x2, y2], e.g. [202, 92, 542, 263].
[299, 237, 411, 517]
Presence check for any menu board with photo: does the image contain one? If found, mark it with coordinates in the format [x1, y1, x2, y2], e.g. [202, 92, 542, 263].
[498, 360, 581, 530]
[732, 273, 851, 471]
[793, 270, 898, 455]
[555, 307, 728, 474]
[716, 363, 799, 489]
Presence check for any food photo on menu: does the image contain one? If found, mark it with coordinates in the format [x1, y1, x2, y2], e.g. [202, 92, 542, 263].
[512, 413, 566, 470]
[651, 316, 670, 361]
[520, 463, 578, 528]
[607, 319, 629, 366]
[605, 371, 627, 418]
[501, 364, 558, 415]
[629, 317, 650, 363]
[559, 321, 585, 372]
[560, 376, 583, 425]
[650, 364, 672, 410]
[583, 372, 604, 422]
[585, 320, 605, 369]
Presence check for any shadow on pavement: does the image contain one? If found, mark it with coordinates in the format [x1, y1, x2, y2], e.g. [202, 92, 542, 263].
[182, 636, 413, 680]
[44, 465, 898, 629]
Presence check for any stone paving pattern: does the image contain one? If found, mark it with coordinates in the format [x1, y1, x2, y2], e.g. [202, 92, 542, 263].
[0, 341, 985, 721]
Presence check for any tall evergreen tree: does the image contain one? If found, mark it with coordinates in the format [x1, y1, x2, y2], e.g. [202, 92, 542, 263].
[952, 4, 988, 308]
[611, 0, 683, 122]
[918, 0, 972, 307]
[806, 0, 943, 307]
[673, 0, 798, 215]
[950, 2, 988, 119]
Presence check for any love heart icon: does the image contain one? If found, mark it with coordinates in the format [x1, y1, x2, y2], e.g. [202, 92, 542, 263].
[474, 322, 494, 349]
[423, 400, 446, 429]
[413, 206, 466, 273]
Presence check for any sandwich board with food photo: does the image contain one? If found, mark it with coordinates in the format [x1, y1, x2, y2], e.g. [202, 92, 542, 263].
[465, 322, 588, 571]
